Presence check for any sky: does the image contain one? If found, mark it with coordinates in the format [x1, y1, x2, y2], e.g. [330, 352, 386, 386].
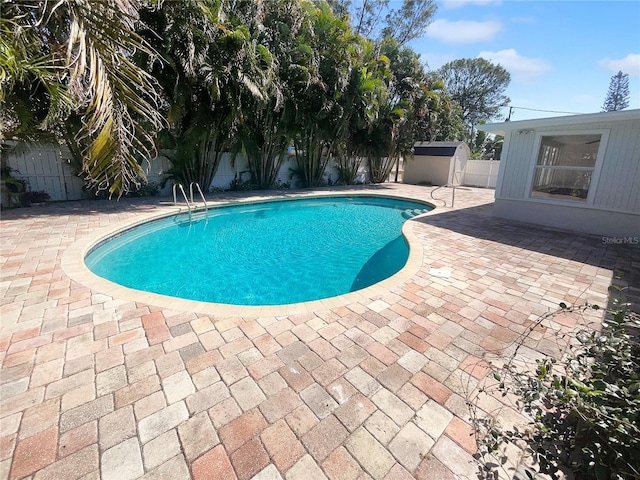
[406, 0, 640, 121]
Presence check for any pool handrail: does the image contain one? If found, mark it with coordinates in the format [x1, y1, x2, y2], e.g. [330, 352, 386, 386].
[189, 183, 209, 221]
[172, 183, 193, 221]
[430, 184, 457, 207]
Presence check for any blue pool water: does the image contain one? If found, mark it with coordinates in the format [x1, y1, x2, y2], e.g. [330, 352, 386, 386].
[85, 196, 432, 305]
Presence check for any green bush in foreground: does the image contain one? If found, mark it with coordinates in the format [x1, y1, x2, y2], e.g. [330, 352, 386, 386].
[477, 291, 640, 480]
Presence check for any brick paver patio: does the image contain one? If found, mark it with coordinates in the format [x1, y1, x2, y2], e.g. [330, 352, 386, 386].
[1, 184, 638, 480]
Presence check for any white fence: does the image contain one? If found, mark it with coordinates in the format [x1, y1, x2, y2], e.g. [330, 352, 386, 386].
[390, 158, 500, 188]
[210, 152, 301, 189]
[0, 144, 176, 206]
[1, 144, 369, 206]
[1, 144, 85, 203]
[1, 143, 498, 207]
[461, 160, 500, 188]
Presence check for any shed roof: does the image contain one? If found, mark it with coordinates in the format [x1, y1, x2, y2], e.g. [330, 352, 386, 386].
[477, 109, 640, 136]
[413, 141, 468, 157]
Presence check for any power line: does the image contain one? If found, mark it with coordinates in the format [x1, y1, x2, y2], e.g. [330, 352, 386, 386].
[507, 106, 585, 119]
[511, 106, 585, 115]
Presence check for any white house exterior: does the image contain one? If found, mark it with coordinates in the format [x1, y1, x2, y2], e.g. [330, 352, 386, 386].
[478, 109, 640, 238]
[403, 141, 470, 186]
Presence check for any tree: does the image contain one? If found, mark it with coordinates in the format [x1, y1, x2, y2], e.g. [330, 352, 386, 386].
[602, 71, 630, 112]
[438, 58, 510, 142]
[334, 40, 389, 184]
[483, 134, 503, 160]
[1, 0, 166, 197]
[413, 73, 463, 142]
[138, 0, 268, 191]
[382, 0, 437, 46]
[323, 0, 351, 17]
[325, 0, 436, 46]
[351, 0, 389, 39]
[364, 39, 436, 183]
[472, 128, 487, 159]
[235, 0, 304, 189]
[290, 2, 358, 187]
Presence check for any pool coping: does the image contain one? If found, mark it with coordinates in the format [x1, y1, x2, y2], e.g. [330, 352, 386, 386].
[61, 192, 438, 317]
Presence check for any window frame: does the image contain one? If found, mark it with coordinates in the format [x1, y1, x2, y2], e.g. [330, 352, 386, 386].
[526, 129, 609, 206]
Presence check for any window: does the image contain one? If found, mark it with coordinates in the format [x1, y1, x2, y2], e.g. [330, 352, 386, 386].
[531, 133, 602, 201]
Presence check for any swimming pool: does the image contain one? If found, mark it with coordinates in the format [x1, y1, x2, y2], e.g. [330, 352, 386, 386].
[85, 195, 433, 306]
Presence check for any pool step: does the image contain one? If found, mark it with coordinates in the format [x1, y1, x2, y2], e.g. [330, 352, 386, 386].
[401, 208, 430, 219]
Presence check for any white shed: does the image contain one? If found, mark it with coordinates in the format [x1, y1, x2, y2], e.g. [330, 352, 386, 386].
[403, 141, 470, 186]
[478, 109, 640, 238]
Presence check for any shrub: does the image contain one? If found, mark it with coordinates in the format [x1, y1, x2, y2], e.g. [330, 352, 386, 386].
[476, 289, 640, 480]
[127, 181, 159, 197]
[20, 190, 51, 206]
[85, 181, 160, 199]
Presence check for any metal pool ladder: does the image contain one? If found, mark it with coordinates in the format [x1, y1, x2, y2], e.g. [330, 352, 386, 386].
[173, 183, 209, 222]
[190, 183, 208, 211]
[430, 184, 457, 207]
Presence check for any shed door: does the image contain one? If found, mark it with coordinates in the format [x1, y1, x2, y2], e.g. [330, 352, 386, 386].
[451, 156, 463, 186]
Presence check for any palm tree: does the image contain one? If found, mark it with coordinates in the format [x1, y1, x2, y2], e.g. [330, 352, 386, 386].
[234, 0, 301, 190]
[289, 2, 358, 188]
[334, 39, 389, 184]
[366, 39, 441, 183]
[139, 0, 270, 191]
[419, 73, 464, 142]
[1, 0, 166, 197]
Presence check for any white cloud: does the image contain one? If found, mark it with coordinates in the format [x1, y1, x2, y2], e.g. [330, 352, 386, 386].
[598, 53, 640, 77]
[425, 19, 502, 44]
[478, 49, 551, 80]
[441, 0, 502, 8]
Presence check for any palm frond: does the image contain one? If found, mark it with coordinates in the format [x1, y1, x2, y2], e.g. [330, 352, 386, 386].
[1, 0, 166, 196]
[62, 0, 166, 196]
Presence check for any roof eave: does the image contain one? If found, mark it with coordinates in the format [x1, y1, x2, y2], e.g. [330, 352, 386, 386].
[477, 109, 640, 136]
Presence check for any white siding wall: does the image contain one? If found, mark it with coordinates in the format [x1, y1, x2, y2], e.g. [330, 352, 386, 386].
[592, 119, 640, 213]
[496, 130, 537, 199]
[497, 118, 640, 214]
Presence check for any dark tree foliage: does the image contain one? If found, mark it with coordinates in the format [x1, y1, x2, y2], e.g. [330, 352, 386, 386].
[137, 0, 270, 190]
[602, 70, 630, 112]
[438, 58, 511, 140]
[3, 0, 463, 195]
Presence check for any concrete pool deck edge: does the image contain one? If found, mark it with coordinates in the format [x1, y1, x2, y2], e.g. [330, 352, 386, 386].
[61, 191, 438, 318]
